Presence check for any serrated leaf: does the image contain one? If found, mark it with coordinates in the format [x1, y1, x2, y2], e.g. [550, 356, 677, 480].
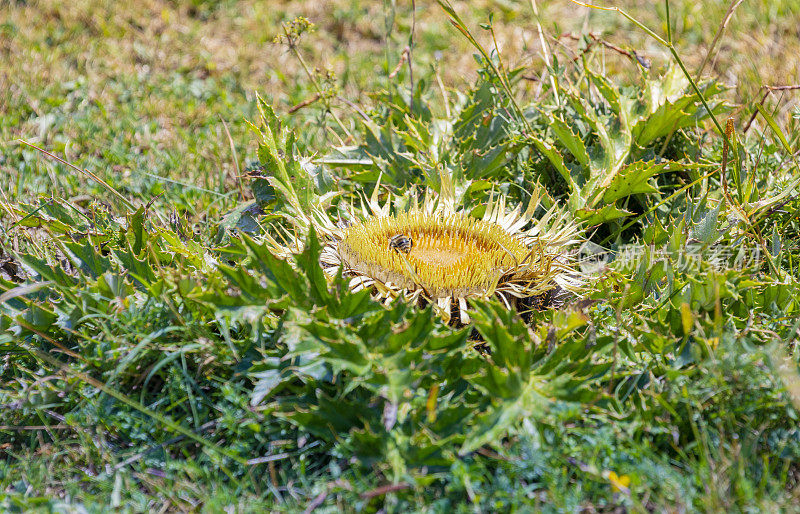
[459, 381, 548, 455]
[548, 115, 591, 171]
[129, 206, 146, 256]
[690, 202, 721, 244]
[567, 94, 631, 175]
[63, 240, 112, 278]
[250, 369, 283, 406]
[575, 204, 632, 226]
[530, 135, 578, 192]
[634, 81, 726, 147]
[588, 70, 622, 115]
[600, 160, 663, 204]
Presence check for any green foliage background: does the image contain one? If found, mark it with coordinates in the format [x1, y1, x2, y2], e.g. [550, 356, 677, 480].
[2, 0, 800, 511]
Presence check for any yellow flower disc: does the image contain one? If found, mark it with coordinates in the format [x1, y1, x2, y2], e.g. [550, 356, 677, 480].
[337, 211, 542, 298]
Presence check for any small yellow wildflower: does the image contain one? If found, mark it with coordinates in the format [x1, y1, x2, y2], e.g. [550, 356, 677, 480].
[606, 471, 631, 493]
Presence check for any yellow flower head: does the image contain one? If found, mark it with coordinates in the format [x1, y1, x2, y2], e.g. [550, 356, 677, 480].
[265, 173, 584, 324]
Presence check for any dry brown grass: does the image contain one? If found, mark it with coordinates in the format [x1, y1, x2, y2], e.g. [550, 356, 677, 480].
[4, 0, 798, 111]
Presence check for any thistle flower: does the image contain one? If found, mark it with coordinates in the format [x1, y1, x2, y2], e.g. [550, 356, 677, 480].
[263, 169, 583, 325]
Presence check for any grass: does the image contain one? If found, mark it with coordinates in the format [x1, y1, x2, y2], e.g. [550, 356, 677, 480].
[2, 0, 800, 511]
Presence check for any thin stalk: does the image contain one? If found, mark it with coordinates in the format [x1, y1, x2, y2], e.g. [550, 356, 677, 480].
[528, 0, 560, 105]
[720, 118, 732, 198]
[283, 25, 353, 141]
[433, 65, 452, 119]
[409, 0, 416, 115]
[17, 139, 135, 211]
[438, 0, 533, 133]
[695, 0, 745, 78]
[219, 116, 245, 202]
[660, 0, 743, 157]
